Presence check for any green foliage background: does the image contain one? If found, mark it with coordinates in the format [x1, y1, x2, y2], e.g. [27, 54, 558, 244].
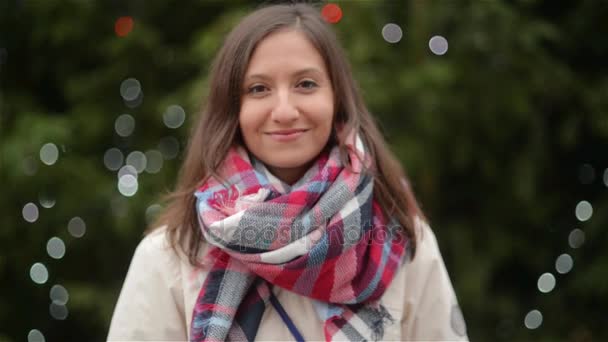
[1, 1, 607, 341]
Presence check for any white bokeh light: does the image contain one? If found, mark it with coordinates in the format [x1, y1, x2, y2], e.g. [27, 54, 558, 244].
[68, 216, 86, 238]
[145, 150, 163, 174]
[115, 114, 135, 137]
[50, 284, 69, 305]
[49, 302, 68, 320]
[30, 262, 49, 284]
[23, 202, 40, 223]
[118, 174, 138, 197]
[575, 200, 592, 222]
[40, 143, 59, 166]
[104, 148, 124, 171]
[126, 151, 147, 173]
[537, 272, 556, 293]
[429, 35, 449, 55]
[163, 105, 186, 129]
[46, 237, 66, 259]
[120, 78, 141, 101]
[524, 309, 543, 329]
[382, 23, 403, 43]
[555, 253, 573, 274]
[28, 329, 45, 342]
[568, 228, 585, 249]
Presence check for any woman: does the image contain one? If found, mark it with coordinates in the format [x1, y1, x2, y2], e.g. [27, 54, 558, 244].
[108, 3, 468, 341]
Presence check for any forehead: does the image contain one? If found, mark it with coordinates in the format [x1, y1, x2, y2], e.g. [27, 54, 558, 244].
[245, 29, 328, 76]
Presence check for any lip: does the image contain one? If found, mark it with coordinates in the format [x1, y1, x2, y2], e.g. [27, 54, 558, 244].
[265, 128, 309, 142]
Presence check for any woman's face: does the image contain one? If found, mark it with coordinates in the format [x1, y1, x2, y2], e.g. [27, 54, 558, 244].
[239, 29, 335, 185]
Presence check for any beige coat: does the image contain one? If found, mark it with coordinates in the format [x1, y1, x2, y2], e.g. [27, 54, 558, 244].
[107, 221, 468, 341]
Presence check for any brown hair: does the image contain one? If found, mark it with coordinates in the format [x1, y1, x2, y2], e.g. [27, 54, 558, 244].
[150, 3, 424, 265]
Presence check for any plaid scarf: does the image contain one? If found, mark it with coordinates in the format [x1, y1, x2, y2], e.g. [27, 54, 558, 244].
[191, 131, 408, 341]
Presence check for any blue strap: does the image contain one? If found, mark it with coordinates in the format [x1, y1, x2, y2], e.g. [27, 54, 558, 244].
[269, 290, 305, 342]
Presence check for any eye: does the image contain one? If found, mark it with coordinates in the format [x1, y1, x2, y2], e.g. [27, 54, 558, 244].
[297, 80, 318, 90]
[247, 84, 268, 94]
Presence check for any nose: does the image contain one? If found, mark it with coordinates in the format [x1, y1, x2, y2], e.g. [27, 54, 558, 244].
[270, 88, 299, 123]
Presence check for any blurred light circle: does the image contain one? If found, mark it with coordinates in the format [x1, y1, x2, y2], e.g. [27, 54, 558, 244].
[604, 168, 608, 187]
[28, 329, 45, 342]
[568, 228, 585, 249]
[578, 164, 595, 184]
[145, 150, 163, 174]
[145, 203, 163, 224]
[118, 174, 138, 197]
[40, 143, 59, 166]
[104, 148, 124, 171]
[125, 90, 144, 109]
[68, 216, 86, 238]
[163, 105, 186, 129]
[46, 237, 66, 259]
[115, 114, 135, 137]
[49, 302, 68, 320]
[115, 16, 134, 38]
[575, 200, 592, 222]
[321, 3, 343, 24]
[39, 193, 56, 209]
[555, 253, 573, 274]
[537, 272, 556, 293]
[524, 310, 543, 329]
[158, 136, 180, 160]
[23, 202, 40, 223]
[429, 35, 449, 55]
[382, 23, 403, 43]
[126, 150, 147, 173]
[119, 78, 140, 101]
[118, 165, 138, 179]
[30, 262, 48, 284]
[23, 156, 38, 175]
[50, 284, 69, 305]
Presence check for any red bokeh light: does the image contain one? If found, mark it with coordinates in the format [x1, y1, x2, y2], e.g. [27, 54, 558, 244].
[115, 16, 134, 37]
[321, 4, 342, 24]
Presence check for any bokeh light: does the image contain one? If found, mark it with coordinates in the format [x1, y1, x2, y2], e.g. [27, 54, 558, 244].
[321, 3, 342, 24]
[22, 202, 39, 223]
[144, 150, 163, 174]
[603, 168, 608, 187]
[114, 114, 135, 137]
[49, 302, 68, 320]
[118, 174, 138, 197]
[575, 200, 592, 222]
[67, 217, 86, 238]
[46, 237, 66, 259]
[30, 263, 49, 285]
[158, 136, 180, 160]
[568, 228, 585, 249]
[524, 310, 543, 329]
[39, 143, 59, 166]
[537, 272, 556, 293]
[126, 151, 147, 173]
[145, 203, 163, 224]
[429, 35, 449, 55]
[50, 284, 69, 305]
[27, 329, 45, 342]
[39, 192, 56, 209]
[120, 78, 141, 102]
[382, 23, 403, 43]
[118, 165, 138, 179]
[163, 105, 186, 129]
[115, 16, 134, 37]
[104, 147, 124, 171]
[555, 253, 573, 274]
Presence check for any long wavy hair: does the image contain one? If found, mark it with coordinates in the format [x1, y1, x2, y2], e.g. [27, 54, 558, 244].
[151, 3, 425, 265]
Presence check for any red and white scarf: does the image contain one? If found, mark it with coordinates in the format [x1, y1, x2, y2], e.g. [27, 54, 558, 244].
[191, 130, 409, 341]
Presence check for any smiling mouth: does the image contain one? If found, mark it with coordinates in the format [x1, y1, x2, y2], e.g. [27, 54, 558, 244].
[265, 129, 309, 141]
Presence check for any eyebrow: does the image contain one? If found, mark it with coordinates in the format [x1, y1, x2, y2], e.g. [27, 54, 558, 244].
[245, 68, 325, 81]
